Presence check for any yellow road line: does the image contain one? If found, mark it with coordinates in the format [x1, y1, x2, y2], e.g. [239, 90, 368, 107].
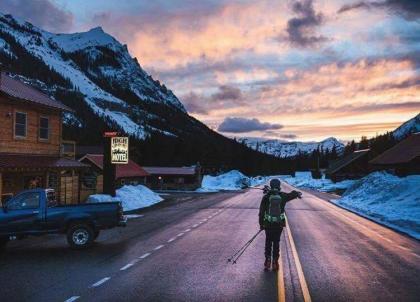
[278, 233, 286, 302]
[285, 216, 312, 302]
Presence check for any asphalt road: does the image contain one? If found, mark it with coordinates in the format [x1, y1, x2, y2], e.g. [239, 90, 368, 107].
[0, 186, 419, 302]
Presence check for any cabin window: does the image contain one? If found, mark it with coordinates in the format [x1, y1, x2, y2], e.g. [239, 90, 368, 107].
[39, 116, 49, 140]
[15, 112, 27, 138]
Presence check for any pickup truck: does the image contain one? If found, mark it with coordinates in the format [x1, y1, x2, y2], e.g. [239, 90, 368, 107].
[0, 189, 126, 250]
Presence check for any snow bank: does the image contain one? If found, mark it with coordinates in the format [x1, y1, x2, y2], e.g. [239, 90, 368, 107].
[88, 185, 163, 212]
[282, 172, 355, 192]
[333, 172, 420, 239]
[199, 170, 284, 192]
[199, 170, 250, 191]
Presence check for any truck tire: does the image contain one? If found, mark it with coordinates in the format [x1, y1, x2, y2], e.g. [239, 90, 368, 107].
[0, 237, 8, 251]
[67, 224, 94, 249]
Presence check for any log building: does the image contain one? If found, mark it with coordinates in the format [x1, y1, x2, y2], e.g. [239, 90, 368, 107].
[0, 72, 87, 204]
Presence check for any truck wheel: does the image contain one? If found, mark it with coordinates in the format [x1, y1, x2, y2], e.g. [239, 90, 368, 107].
[67, 224, 94, 249]
[0, 237, 8, 251]
[93, 231, 100, 240]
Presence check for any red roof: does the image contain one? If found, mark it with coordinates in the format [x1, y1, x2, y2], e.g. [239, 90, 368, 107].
[0, 72, 72, 112]
[0, 154, 88, 170]
[143, 166, 197, 176]
[370, 133, 420, 165]
[80, 154, 149, 178]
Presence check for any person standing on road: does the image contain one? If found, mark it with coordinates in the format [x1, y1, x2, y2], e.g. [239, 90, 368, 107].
[259, 179, 301, 271]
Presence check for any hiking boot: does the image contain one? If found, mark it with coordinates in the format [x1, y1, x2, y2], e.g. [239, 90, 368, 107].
[264, 258, 271, 270]
[272, 260, 279, 271]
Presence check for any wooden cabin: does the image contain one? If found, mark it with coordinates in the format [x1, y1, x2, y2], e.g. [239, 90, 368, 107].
[79, 154, 149, 201]
[325, 149, 371, 182]
[370, 133, 420, 176]
[0, 72, 87, 204]
[143, 165, 202, 191]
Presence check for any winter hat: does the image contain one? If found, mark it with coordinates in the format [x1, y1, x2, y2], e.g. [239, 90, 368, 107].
[269, 179, 281, 189]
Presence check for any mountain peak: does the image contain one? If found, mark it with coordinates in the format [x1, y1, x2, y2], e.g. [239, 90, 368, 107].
[393, 113, 420, 140]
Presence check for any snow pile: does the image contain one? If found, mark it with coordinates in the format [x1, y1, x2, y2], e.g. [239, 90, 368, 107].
[282, 172, 355, 192]
[199, 170, 252, 191]
[88, 185, 163, 212]
[334, 172, 420, 239]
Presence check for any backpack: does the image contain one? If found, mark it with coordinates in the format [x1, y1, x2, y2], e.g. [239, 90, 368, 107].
[264, 190, 285, 226]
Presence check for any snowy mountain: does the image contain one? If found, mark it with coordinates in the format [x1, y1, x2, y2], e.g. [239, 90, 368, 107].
[392, 113, 420, 140]
[239, 137, 344, 158]
[0, 13, 185, 139]
[0, 13, 288, 173]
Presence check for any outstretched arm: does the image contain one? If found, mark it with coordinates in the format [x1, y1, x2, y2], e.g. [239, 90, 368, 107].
[281, 190, 302, 203]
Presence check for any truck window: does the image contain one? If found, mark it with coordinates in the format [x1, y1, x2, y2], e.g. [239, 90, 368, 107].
[7, 192, 40, 210]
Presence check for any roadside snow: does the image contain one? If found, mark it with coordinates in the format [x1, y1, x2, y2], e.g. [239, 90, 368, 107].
[199, 170, 249, 191]
[333, 172, 420, 239]
[282, 172, 355, 192]
[88, 185, 163, 212]
[198, 170, 281, 192]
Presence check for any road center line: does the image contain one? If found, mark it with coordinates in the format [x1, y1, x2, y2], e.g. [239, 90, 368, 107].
[177, 233, 184, 237]
[91, 277, 111, 288]
[140, 253, 151, 259]
[277, 233, 286, 302]
[64, 296, 80, 302]
[154, 245, 165, 250]
[168, 237, 176, 242]
[120, 263, 134, 271]
[398, 245, 412, 252]
[192, 224, 199, 228]
[184, 228, 191, 232]
[285, 216, 312, 302]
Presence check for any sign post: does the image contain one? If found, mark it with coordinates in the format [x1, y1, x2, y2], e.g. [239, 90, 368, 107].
[103, 132, 129, 197]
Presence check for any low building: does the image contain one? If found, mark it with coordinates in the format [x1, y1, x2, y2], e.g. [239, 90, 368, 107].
[143, 165, 202, 190]
[370, 133, 420, 176]
[0, 71, 87, 204]
[325, 149, 371, 182]
[79, 154, 149, 200]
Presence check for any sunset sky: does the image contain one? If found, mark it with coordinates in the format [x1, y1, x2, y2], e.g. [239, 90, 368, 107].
[1, 0, 419, 142]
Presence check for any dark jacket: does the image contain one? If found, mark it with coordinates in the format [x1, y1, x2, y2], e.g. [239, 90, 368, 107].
[259, 190, 300, 229]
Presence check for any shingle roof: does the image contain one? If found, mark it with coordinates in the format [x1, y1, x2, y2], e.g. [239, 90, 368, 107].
[0, 154, 88, 170]
[143, 166, 197, 176]
[80, 154, 149, 178]
[370, 133, 420, 165]
[0, 72, 72, 112]
[326, 149, 370, 175]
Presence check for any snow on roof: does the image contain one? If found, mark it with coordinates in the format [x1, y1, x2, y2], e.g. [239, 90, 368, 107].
[370, 133, 420, 165]
[80, 154, 149, 178]
[143, 166, 197, 176]
[0, 72, 72, 112]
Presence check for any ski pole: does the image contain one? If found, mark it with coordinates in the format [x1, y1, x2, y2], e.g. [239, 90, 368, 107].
[227, 229, 263, 264]
[227, 231, 260, 263]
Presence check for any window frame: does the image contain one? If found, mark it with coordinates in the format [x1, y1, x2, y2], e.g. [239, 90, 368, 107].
[14, 111, 27, 139]
[7, 192, 40, 211]
[39, 115, 50, 141]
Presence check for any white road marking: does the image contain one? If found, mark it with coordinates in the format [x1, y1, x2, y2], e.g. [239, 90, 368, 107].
[91, 277, 111, 288]
[184, 228, 191, 232]
[64, 296, 80, 302]
[208, 216, 212, 219]
[192, 224, 199, 228]
[398, 245, 412, 252]
[168, 237, 176, 243]
[120, 263, 134, 271]
[411, 253, 420, 258]
[154, 245, 165, 250]
[140, 253, 151, 259]
[177, 233, 184, 237]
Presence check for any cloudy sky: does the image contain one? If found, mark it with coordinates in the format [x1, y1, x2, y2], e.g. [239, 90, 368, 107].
[1, 0, 419, 141]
